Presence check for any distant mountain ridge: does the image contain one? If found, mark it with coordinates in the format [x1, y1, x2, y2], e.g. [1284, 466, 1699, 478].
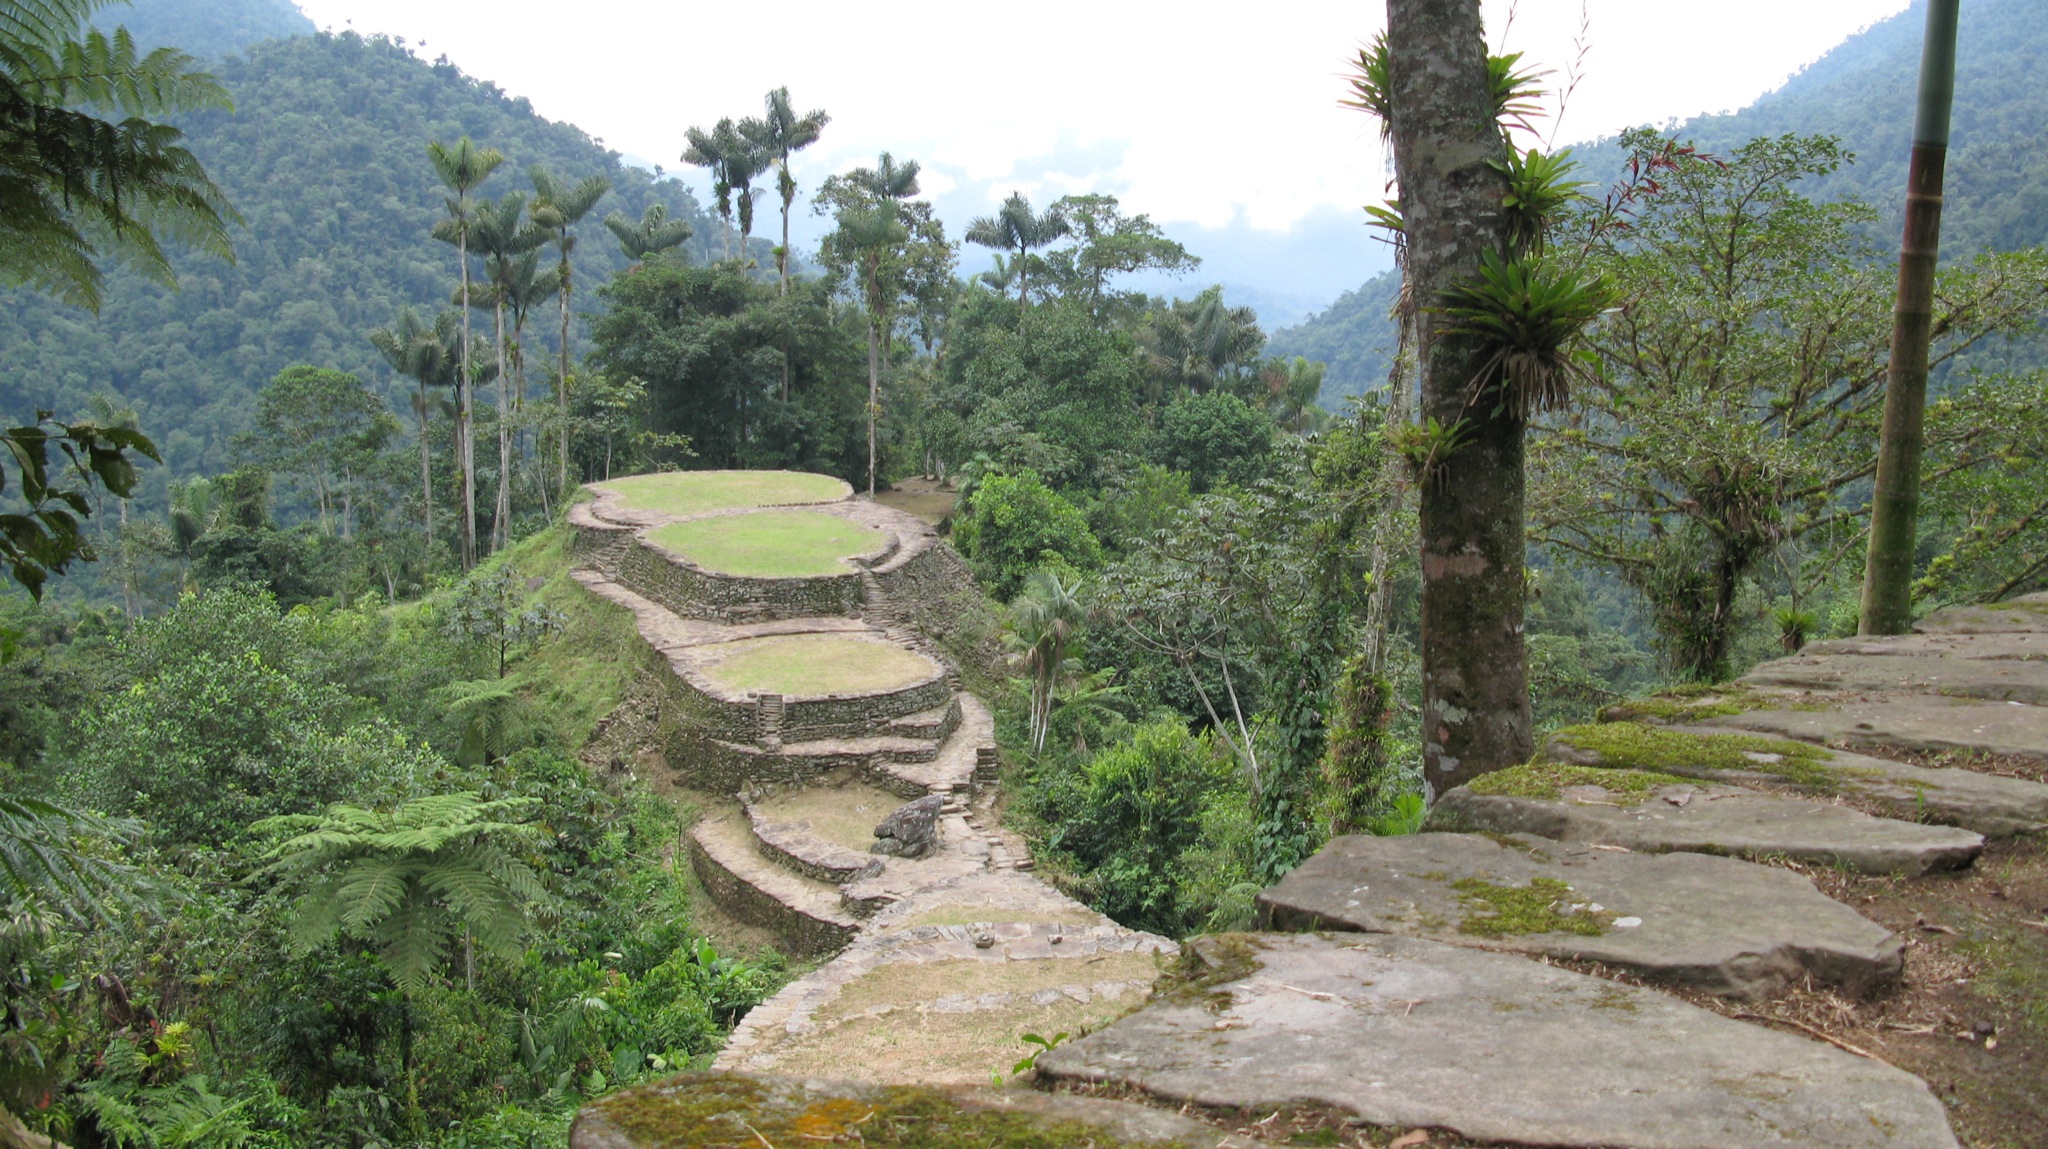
[100, 0, 313, 58]
[1272, 0, 2048, 406]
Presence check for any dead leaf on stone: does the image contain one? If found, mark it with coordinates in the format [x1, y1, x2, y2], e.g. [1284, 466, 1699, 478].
[1388, 1131, 1431, 1148]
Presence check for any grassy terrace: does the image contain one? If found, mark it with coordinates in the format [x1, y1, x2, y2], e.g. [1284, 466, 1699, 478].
[648, 510, 886, 577]
[593, 470, 850, 517]
[698, 635, 937, 697]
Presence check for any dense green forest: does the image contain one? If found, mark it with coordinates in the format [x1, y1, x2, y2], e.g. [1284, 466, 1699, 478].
[1272, 0, 2048, 404]
[3, 0, 2046, 1145]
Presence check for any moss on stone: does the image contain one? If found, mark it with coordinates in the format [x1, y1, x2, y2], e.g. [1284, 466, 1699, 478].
[585, 1071, 1195, 1148]
[1553, 723, 1872, 793]
[1451, 877, 1611, 938]
[1465, 762, 1690, 806]
[1156, 933, 1266, 1013]
[1602, 682, 1768, 723]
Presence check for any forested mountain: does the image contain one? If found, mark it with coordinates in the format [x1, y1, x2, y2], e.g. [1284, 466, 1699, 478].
[107, 0, 313, 57]
[0, 23, 727, 505]
[1274, 0, 2048, 405]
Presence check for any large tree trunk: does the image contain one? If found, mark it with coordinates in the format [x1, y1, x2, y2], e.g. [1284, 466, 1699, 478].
[1861, 0, 1959, 634]
[1387, 0, 1531, 795]
[418, 383, 434, 550]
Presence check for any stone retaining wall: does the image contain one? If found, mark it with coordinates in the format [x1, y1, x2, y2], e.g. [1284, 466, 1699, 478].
[613, 537, 866, 623]
[872, 542, 1004, 679]
[685, 834, 856, 957]
[659, 674, 955, 790]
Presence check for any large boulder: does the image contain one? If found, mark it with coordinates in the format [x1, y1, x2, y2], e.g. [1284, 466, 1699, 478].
[870, 793, 945, 858]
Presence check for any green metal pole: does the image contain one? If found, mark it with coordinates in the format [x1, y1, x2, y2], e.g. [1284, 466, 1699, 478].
[1860, 0, 1960, 634]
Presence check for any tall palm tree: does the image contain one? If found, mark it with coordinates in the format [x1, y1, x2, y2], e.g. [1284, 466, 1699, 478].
[463, 192, 546, 553]
[370, 307, 462, 551]
[727, 138, 769, 271]
[1006, 570, 1085, 754]
[833, 203, 909, 498]
[427, 137, 505, 569]
[529, 168, 609, 497]
[681, 117, 754, 262]
[740, 87, 829, 295]
[496, 250, 562, 516]
[604, 202, 693, 265]
[1139, 286, 1265, 397]
[965, 192, 1070, 324]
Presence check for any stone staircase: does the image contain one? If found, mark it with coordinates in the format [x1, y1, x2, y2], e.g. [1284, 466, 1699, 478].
[569, 479, 1175, 1087]
[1031, 592, 2048, 1148]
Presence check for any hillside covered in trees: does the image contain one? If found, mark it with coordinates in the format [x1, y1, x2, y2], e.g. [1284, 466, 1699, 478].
[1272, 0, 2048, 404]
[0, 20, 727, 503]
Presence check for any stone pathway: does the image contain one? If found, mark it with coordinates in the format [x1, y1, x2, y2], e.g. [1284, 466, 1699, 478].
[576, 493, 2041, 1148]
[566, 476, 1174, 1093]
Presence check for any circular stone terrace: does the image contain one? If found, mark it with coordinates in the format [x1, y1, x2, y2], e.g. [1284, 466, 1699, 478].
[591, 469, 852, 518]
[692, 633, 939, 699]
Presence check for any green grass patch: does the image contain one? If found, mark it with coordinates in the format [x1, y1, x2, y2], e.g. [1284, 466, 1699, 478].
[594, 469, 849, 517]
[1606, 681, 1768, 723]
[699, 635, 936, 697]
[1467, 762, 1691, 806]
[647, 510, 885, 577]
[1554, 723, 1866, 791]
[1452, 876, 1611, 937]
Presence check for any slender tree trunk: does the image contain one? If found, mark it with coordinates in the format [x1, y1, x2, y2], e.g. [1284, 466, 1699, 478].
[417, 383, 435, 550]
[1861, 0, 1959, 634]
[867, 315, 880, 499]
[493, 299, 511, 552]
[1387, 0, 1530, 795]
[558, 263, 574, 498]
[458, 234, 477, 570]
[779, 185, 793, 296]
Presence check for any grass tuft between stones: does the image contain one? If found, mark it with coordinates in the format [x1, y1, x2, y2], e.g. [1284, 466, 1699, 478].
[1466, 761, 1690, 806]
[1451, 877, 1611, 938]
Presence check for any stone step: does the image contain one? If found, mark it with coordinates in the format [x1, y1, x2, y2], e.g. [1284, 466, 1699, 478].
[1550, 724, 2048, 838]
[718, 869, 1172, 1085]
[1911, 591, 2048, 635]
[1692, 690, 2048, 764]
[1259, 832, 1903, 1001]
[872, 692, 993, 797]
[1424, 765, 1983, 877]
[1745, 631, 2048, 705]
[1039, 932, 1959, 1149]
[881, 696, 962, 742]
[686, 814, 858, 957]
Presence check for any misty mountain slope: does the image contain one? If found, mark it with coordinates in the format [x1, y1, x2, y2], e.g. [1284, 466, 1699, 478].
[1274, 0, 2048, 405]
[0, 28, 724, 493]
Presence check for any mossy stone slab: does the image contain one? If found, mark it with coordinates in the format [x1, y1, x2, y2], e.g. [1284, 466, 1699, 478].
[1258, 832, 1902, 1000]
[1549, 724, 2048, 838]
[1694, 692, 2048, 764]
[572, 1071, 1215, 1148]
[1037, 933, 1959, 1149]
[1744, 631, 2048, 705]
[1425, 777, 1983, 876]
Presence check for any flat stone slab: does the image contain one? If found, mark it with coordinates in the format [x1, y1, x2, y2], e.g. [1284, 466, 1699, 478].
[1548, 725, 2048, 838]
[1912, 592, 2048, 634]
[1697, 691, 2048, 762]
[1425, 777, 1983, 876]
[572, 1071, 1217, 1148]
[1745, 642, 2048, 705]
[1258, 833, 1902, 1000]
[1038, 933, 1959, 1149]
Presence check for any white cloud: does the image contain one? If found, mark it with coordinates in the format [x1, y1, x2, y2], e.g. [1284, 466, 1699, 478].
[293, 0, 1911, 236]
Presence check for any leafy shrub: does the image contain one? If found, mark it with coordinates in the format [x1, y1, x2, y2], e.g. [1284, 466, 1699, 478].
[956, 471, 1102, 601]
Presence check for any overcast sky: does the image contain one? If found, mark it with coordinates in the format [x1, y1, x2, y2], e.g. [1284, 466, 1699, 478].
[290, 0, 1911, 236]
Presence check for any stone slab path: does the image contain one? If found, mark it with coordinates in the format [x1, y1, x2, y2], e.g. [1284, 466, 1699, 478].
[1038, 933, 1958, 1149]
[1258, 832, 1903, 1000]
[1426, 776, 1984, 875]
[1545, 725, 2048, 838]
[1696, 691, 2048, 763]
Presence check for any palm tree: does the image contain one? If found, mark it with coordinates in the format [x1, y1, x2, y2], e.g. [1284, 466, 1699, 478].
[463, 192, 547, 552]
[496, 250, 562, 516]
[529, 168, 610, 497]
[1006, 570, 1085, 754]
[369, 307, 462, 551]
[834, 204, 909, 499]
[1139, 287, 1265, 398]
[739, 87, 829, 295]
[965, 192, 1070, 324]
[604, 202, 693, 265]
[427, 137, 505, 569]
[727, 138, 769, 271]
[681, 117, 754, 262]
